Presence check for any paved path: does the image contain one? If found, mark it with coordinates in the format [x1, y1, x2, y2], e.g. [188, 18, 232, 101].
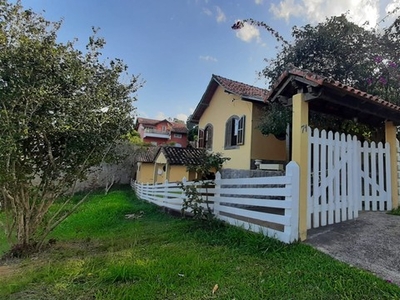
[305, 211, 400, 285]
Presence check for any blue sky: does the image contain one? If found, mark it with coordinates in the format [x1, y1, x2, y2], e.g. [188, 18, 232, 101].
[18, 0, 400, 122]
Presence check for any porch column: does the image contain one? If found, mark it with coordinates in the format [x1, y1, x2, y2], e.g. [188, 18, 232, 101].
[385, 121, 399, 209]
[291, 92, 309, 241]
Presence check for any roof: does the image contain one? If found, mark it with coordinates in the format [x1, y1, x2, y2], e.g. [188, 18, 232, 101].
[136, 146, 161, 163]
[213, 75, 268, 101]
[170, 122, 188, 133]
[136, 117, 188, 134]
[160, 147, 205, 165]
[137, 146, 205, 165]
[266, 68, 400, 126]
[190, 74, 268, 123]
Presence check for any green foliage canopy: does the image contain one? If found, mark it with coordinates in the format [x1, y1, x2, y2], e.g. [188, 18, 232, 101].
[233, 13, 400, 138]
[0, 0, 141, 251]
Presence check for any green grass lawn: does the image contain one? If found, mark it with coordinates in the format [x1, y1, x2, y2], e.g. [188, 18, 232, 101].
[1, 187, 399, 299]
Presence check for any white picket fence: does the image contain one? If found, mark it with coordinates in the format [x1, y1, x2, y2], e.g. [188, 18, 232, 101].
[308, 128, 392, 229]
[132, 161, 300, 243]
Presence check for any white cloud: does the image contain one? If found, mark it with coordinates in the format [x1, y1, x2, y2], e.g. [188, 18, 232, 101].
[269, 0, 381, 28]
[176, 113, 188, 122]
[199, 55, 218, 62]
[136, 111, 149, 118]
[202, 7, 212, 16]
[216, 6, 226, 23]
[255, 0, 264, 4]
[385, 0, 400, 24]
[269, 0, 303, 22]
[155, 112, 167, 120]
[235, 22, 261, 42]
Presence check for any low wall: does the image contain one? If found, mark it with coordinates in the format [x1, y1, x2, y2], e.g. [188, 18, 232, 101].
[74, 162, 135, 192]
[220, 168, 284, 179]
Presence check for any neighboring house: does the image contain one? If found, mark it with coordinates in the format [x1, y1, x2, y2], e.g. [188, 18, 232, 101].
[136, 146, 205, 184]
[190, 74, 287, 170]
[135, 118, 188, 147]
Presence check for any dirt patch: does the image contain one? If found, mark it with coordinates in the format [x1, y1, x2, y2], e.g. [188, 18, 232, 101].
[0, 264, 18, 278]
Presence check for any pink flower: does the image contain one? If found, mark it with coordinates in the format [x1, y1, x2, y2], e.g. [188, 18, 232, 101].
[374, 56, 383, 63]
[231, 21, 244, 30]
[379, 77, 387, 85]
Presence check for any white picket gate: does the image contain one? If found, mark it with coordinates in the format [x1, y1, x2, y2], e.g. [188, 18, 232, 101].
[308, 128, 392, 229]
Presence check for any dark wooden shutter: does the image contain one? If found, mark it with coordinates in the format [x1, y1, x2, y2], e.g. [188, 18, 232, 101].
[198, 129, 205, 148]
[237, 115, 245, 145]
[225, 119, 232, 147]
[207, 125, 213, 150]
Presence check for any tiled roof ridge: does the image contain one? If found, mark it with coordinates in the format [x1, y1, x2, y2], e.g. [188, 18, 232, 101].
[137, 117, 188, 131]
[213, 74, 267, 90]
[288, 68, 400, 110]
[267, 67, 400, 111]
[161, 146, 205, 165]
[212, 74, 268, 99]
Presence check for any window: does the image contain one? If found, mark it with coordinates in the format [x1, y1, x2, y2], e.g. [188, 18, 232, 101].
[237, 115, 245, 145]
[204, 124, 213, 150]
[225, 115, 245, 149]
[198, 128, 204, 148]
[198, 124, 213, 150]
[173, 133, 182, 138]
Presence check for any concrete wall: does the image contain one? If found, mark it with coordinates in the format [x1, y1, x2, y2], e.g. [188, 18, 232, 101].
[250, 103, 287, 162]
[74, 161, 134, 192]
[136, 162, 155, 184]
[74, 142, 138, 192]
[220, 168, 284, 179]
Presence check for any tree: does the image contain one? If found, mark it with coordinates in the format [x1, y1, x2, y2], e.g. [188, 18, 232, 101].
[180, 151, 230, 221]
[232, 13, 400, 137]
[186, 116, 198, 142]
[0, 0, 141, 254]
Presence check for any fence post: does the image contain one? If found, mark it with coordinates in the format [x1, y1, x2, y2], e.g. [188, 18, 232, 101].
[397, 139, 400, 202]
[181, 177, 187, 206]
[385, 121, 398, 209]
[214, 172, 221, 219]
[164, 180, 169, 205]
[291, 92, 309, 241]
[285, 162, 299, 242]
[144, 182, 148, 200]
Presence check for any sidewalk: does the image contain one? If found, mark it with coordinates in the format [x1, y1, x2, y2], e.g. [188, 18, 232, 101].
[306, 211, 400, 285]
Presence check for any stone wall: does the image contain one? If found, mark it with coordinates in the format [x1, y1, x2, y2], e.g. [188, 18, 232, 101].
[220, 168, 284, 179]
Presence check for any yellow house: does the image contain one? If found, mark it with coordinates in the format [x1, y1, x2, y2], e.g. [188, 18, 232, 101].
[190, 74, 287, 170]
[136, 146, 205, 183]
[135, 146, 160, 184]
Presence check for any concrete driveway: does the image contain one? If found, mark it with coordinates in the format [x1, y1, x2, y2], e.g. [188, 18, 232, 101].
[305, 211, 400, 285]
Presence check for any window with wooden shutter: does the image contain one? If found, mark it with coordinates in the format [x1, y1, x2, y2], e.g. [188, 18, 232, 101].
[204, 124, 213, 150]
[198, 129, 205, 148]
[225, 115, 240, 149]
[225, 118, 232, 148]
[237, 115, 245, 145]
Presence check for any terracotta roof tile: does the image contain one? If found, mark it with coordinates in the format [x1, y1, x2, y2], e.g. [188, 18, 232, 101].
[266, 68, 400, 112]
[213, 74, 268, 101]
[161, 147, 205, 165]
[136, 117, 160, 126]
[136, 146, 160, 163]
[136, 117, 188, 134]
[170, 122, 188, 133]
[190, 74, 269, 123]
